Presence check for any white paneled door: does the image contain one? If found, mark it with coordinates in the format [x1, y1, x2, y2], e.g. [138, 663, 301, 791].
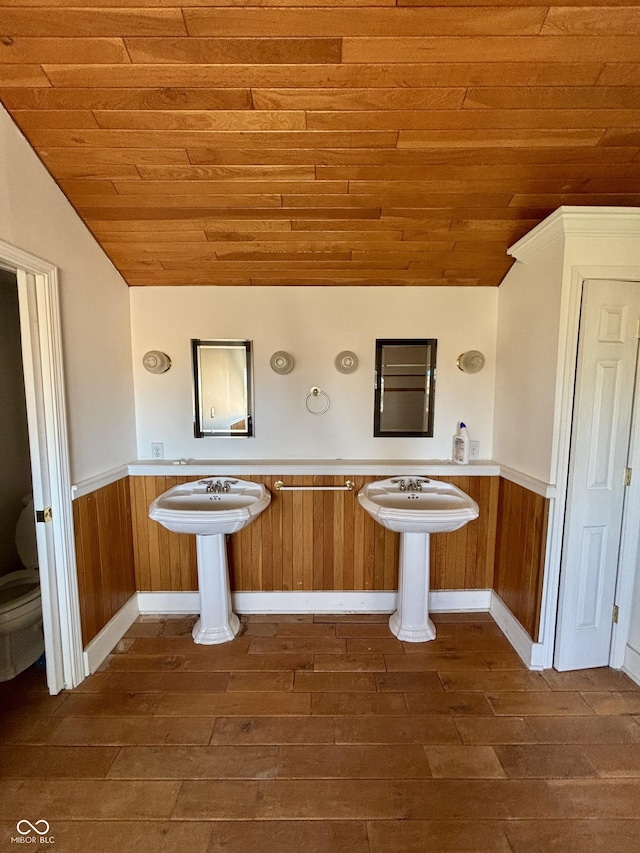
[555, 280, 640, 671]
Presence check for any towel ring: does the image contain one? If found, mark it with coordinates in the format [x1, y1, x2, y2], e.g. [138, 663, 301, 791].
[305, 386, 330, 415]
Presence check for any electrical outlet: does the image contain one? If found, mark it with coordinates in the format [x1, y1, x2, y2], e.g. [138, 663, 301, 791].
[151, 442, 164, 460]
[469, 440, 480, 460]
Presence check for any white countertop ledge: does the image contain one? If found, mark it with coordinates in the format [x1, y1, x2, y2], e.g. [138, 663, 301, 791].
[71, 461, 556, 501]
[127, 459, 501, 477]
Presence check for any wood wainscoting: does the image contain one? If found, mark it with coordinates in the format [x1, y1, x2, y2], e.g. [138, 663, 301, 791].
[73, 476, 137, 646]
[494, 478, 549, 642]
[129, 474, 499, 594]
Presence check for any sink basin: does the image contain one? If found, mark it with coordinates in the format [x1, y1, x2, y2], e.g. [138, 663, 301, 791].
[149, 478, 271, 645]
[359, 477, 479, 643]
[149, 478, 271, 536]
[358, 477, 479, 533]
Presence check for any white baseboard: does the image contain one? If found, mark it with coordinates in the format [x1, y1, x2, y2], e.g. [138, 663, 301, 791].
[430, 589, 492, 612]
[623, 644, 640, 687]
[136, 588, 492, 615]
[490, 592, 545, 670]
[82, 594, 139, 675]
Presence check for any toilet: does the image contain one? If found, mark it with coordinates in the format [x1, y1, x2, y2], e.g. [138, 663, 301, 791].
[0, 496, 44, 681]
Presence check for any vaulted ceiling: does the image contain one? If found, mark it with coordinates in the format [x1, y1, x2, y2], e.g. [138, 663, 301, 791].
[1, 2, 640, 287]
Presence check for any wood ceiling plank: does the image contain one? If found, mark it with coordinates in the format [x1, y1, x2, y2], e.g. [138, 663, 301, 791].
[42, 61, 604, 89]
[0, 0, 396, 5]
[348, 179, 587, 194]
[249, 269, 455, 281]
[125, 38, 342, 65]
[82, 206, 382, 220]
[74, 193, 285, 209]
[95, 231, 208, 242]
[59, 179, 118, 195]
[398, 129, 604, 148]
[0, 8, 187, 36]
[39, 148, 190, 166]
[0, 64, 51, 86]
[464, 86, 640, 110]
[161, 253, 357, 265]
[91, 218, 293, 231]
[598, 63, 640, 85]
[106, 239, 412, 253]
[449, 217, 541, 232]
[290, 218, 448, 231]
[209, 238, 455, 253]
[185, 145, 639, 165]
[350, 249, 506, 264]
[308, 109, 640, 131]
[94, 110, 307, 131]
[399, 0, 640, 5]
[7, 109, 101, 129]
[599, 128, 640, 146]
[252, 88, 466, 111]
[182, 7, 547, 37]
[343, 36, 640, 64]
[0, 87, 253, 110]
[513, 191, 640, 206]
[541, 8, 640, 36]
[283, 192, 514, 208]
[25, 129, 399, 148]
[318, 162, 640, 180]
[201, 229, 408, 242]
[0, 37, 130, 63]
[111, 180, 348, 194]
[46, 163, 142, 180]
[137, 164, 316, 180]
[381, 206, 553, 220]
[123, 272, 252, 286]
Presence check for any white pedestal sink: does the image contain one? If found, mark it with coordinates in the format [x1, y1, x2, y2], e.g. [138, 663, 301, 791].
[358, 477, 479, 642]
[149, 478, 271, 644]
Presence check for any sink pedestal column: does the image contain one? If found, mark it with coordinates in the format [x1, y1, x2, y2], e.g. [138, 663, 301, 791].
[192, 534, 240, 645]
[389, 532, 436, 643]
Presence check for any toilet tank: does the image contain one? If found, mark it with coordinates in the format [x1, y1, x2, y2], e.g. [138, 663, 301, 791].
[15, 497, 38, 570]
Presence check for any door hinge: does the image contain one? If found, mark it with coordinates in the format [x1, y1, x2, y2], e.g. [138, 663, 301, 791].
[612, 604, 620, 624]
[36, 506, 53, 523]
[624, 467, 632, 487]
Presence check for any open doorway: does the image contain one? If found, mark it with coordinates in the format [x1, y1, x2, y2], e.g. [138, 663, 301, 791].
[0, 243, 84, 694]
[0, 268, 43, 684]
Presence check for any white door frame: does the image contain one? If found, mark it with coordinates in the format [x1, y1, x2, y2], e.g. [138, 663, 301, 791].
[539, 265, 640, 671]
[0, 239, 84, 693]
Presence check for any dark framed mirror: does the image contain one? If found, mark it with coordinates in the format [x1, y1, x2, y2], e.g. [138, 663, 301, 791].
[192, 339, 253, 437]
[374, 338, 437, 437]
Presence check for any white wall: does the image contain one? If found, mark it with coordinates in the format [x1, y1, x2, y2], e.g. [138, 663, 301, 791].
[131, 286, 498, 461]
[0, 105, 136, 482]
[493, 237, 565, 484]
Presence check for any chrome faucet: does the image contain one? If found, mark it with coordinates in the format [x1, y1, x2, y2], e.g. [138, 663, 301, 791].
[199, 479, 237, 494]
[391, 477, 431, 493]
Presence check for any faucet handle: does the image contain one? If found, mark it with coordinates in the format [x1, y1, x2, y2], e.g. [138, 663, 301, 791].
[390, 478, 406, 491]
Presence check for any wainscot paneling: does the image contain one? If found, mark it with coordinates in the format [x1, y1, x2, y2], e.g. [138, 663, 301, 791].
[130, 474, 499, 594]
[73, 476, 136, 646]
[494, 477, 549, 641]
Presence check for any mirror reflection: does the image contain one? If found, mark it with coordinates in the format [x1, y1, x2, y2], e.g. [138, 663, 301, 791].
[374, 338, 437, 437]
[192, 339, 253, 437]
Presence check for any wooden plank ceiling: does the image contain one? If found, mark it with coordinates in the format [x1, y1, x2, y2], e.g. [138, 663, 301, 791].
[1, 2, 640, 287]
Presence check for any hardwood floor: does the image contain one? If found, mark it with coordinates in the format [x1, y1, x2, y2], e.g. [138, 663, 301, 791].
[2, 613, 640, 852]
